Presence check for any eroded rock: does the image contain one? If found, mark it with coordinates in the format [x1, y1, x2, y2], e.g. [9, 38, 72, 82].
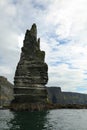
[13, 24, 48, 106]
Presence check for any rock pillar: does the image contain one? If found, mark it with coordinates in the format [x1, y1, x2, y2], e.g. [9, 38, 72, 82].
[13, 24, 48, 108]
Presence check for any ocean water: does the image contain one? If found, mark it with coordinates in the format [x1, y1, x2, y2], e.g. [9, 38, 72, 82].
[0, 109, 87, 130]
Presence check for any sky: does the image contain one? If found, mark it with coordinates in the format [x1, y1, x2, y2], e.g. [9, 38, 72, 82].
[1, 0, 87, 93]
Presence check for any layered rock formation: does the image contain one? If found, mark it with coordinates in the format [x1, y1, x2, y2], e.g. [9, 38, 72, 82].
[13, 24, 48, 107]
[47, 87, 87, 106]
[0, 76, 14, 107]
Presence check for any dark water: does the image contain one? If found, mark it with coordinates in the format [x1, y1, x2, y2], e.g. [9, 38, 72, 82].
[0, 109, 87, 130]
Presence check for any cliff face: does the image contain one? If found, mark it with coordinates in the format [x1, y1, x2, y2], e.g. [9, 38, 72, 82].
[12, 24, 48, 108]
[0, 76, 14, 107]
[47, 87, 61, 103]
[47, 87, 87, 105]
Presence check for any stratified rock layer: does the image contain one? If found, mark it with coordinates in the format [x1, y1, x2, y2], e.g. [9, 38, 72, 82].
[13, 24, 48, 105]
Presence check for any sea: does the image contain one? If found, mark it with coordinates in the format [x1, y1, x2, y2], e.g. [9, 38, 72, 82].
[0, 109, 87, 130]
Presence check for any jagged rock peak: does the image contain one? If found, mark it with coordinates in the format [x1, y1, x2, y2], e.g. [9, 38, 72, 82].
[30, 23, 37, 37]
[25, 23, 37, 40]
[21, 23, 45, 62]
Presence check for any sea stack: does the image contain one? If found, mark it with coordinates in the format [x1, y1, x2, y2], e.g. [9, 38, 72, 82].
[12, 24, 48, 110]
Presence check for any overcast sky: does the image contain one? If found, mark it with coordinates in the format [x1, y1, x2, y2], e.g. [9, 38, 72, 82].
[1, 0, 87, 93]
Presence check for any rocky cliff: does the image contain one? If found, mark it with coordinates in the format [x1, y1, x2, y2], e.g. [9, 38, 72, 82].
[11, 24, 48, 110]
[1, 23, 87, 110]
[0, 76, 13, 107]
[47, 87, 87, 106]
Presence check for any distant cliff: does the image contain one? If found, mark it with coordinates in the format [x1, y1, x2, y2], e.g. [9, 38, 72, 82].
[0, 76, 14, 107]
[47, 87, 87, 106]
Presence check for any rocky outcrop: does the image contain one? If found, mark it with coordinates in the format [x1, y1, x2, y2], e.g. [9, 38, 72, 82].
[0, 76, 14, 107]
[12, 24, 48, 109]
[47, 87, 87, 106]
[2, 23, 87, 110]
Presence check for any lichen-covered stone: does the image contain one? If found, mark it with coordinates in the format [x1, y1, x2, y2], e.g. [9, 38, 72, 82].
[13, 24, 48, 105]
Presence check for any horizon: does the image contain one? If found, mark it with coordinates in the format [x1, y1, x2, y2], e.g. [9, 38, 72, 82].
[0, 0, 87, 93]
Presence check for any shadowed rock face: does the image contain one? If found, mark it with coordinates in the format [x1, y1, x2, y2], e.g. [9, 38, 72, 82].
[13, 24, 48, 104]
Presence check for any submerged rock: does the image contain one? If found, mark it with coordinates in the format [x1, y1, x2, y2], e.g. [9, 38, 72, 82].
[11, 24, 48, 110]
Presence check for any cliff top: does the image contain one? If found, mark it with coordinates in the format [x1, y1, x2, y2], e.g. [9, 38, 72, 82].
[0, 76, 13, 88]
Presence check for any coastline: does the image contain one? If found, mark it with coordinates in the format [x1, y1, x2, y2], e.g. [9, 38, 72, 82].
[2, 103, 87, 111]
